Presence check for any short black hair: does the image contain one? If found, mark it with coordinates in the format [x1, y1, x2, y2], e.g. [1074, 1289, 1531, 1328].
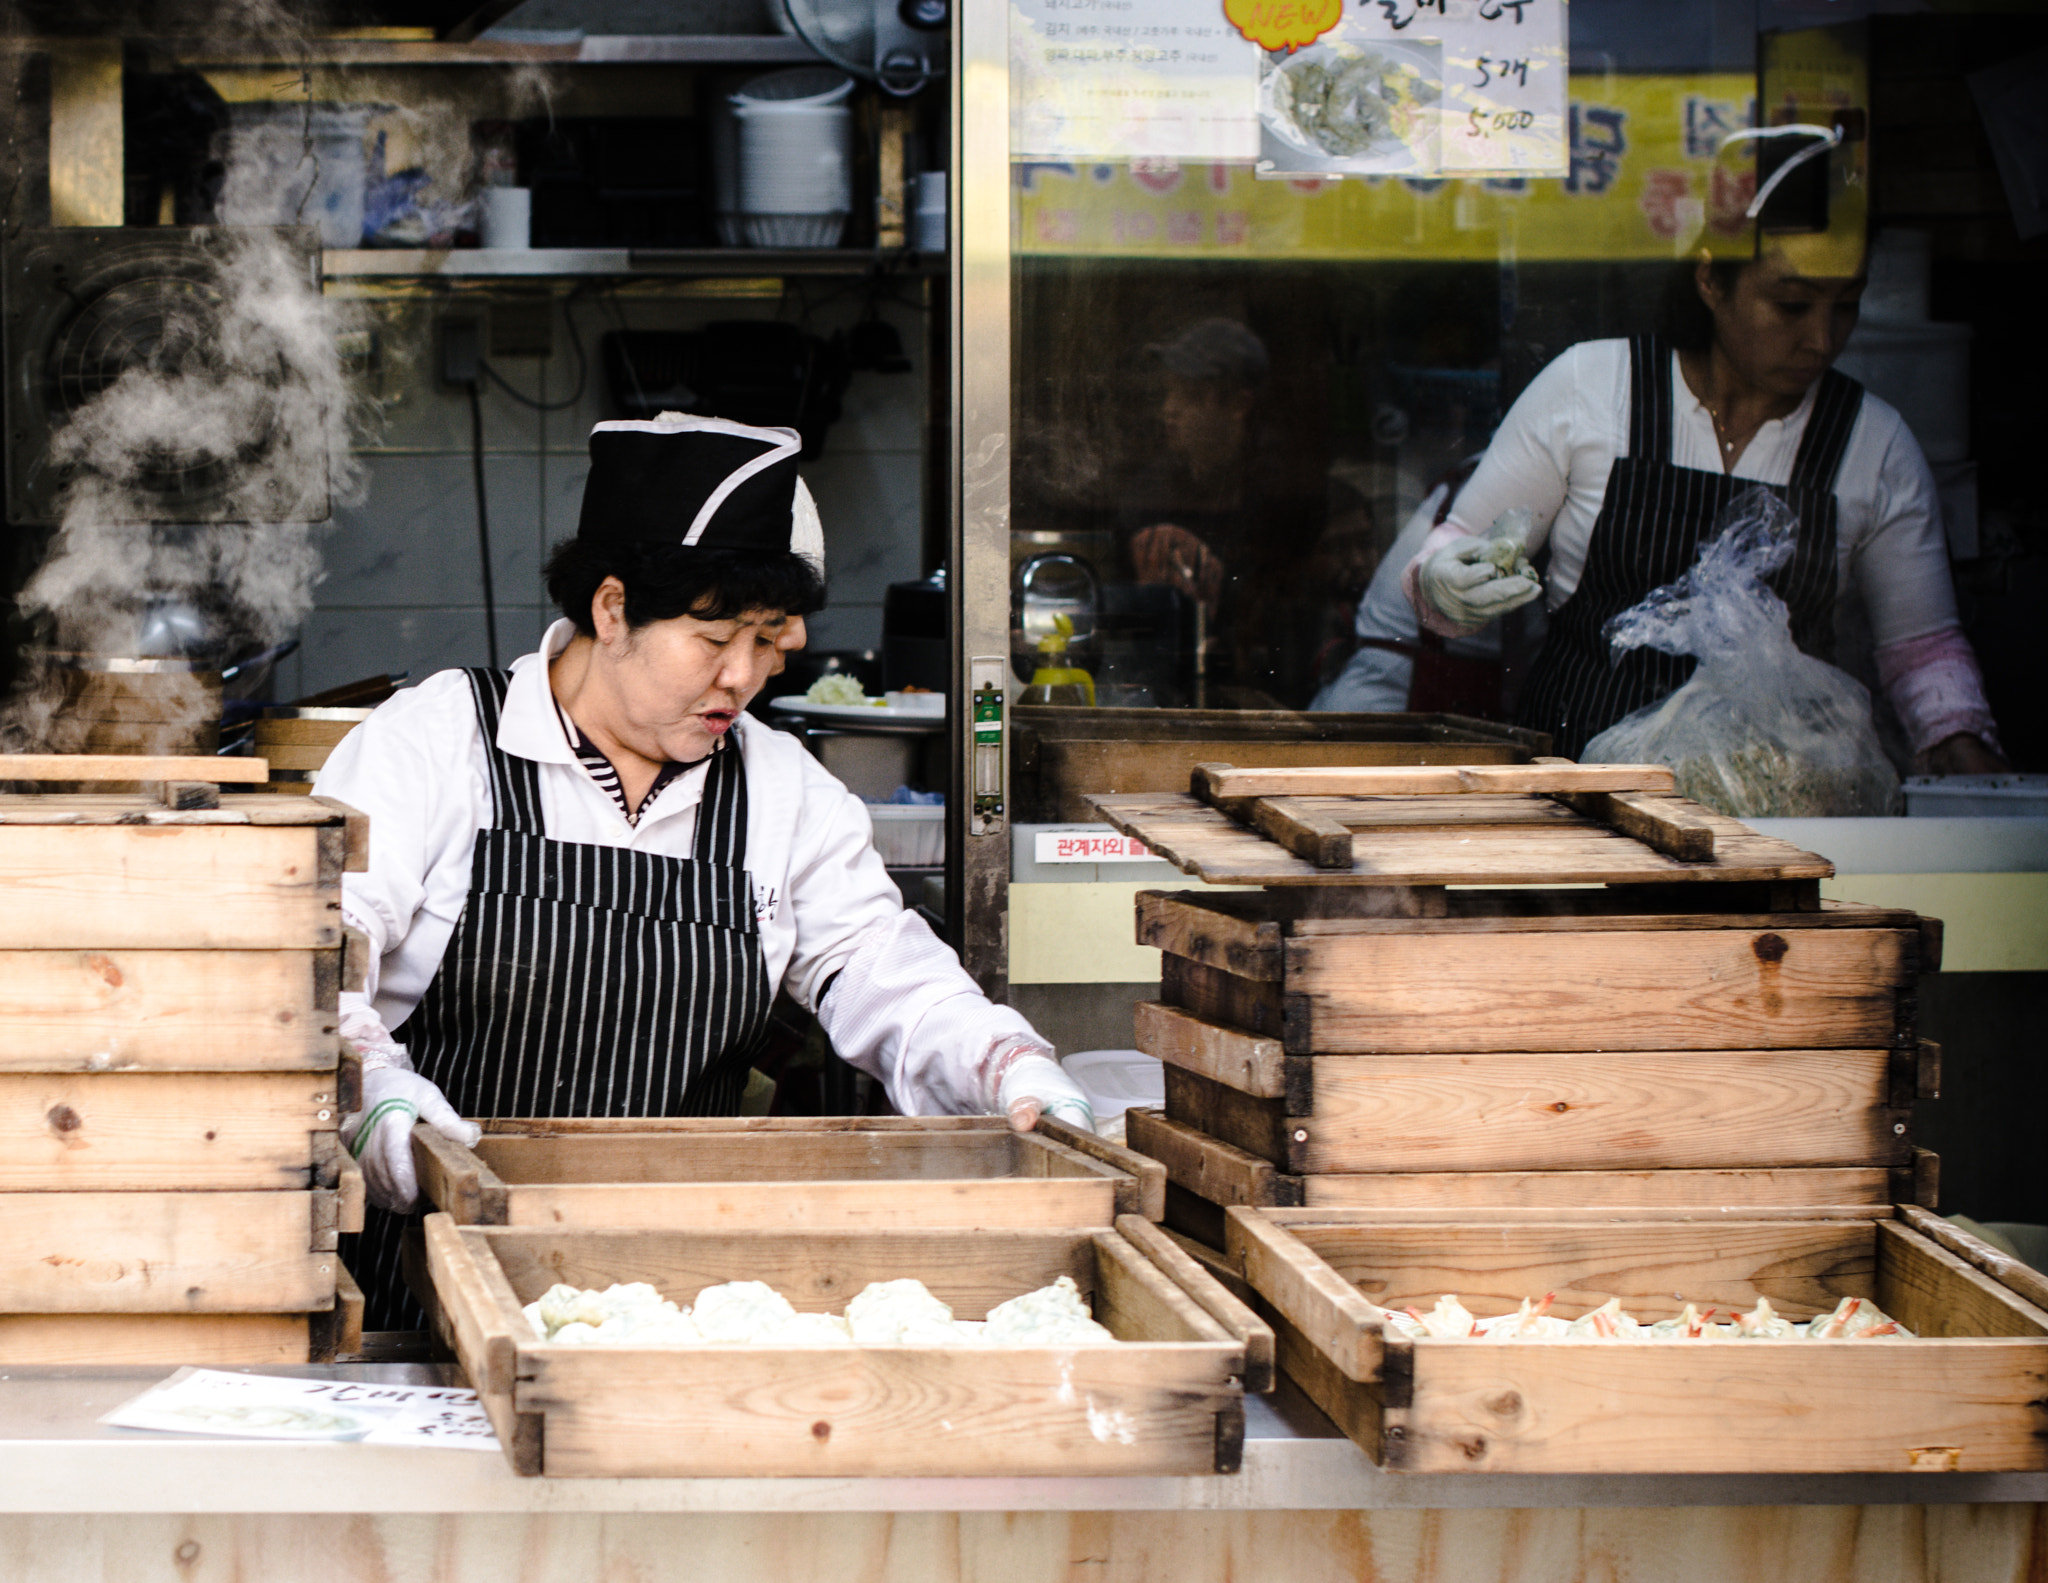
[543, 537, 827, 636]
[1658, 257, 1750, 353]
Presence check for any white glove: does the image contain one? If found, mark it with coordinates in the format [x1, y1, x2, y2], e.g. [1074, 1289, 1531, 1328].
[985, 1048, 1096, 1134]
[1417, 534, 1542, 628]
[342, 1065, 481, 1214]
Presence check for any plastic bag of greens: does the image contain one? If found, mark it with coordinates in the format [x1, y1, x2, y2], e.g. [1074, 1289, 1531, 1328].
[1582, 487, 1900, 818]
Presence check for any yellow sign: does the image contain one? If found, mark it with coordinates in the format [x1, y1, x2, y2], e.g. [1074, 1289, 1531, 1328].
[1224, 0, 1341, 53]
[1015, 73, 1757, 260]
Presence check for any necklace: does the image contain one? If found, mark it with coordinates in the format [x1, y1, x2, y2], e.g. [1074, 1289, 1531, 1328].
[1700, 396, 1740, 454]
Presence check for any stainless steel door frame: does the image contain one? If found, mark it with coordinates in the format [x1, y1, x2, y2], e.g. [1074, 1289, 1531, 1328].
[948, 0, 1013, 997]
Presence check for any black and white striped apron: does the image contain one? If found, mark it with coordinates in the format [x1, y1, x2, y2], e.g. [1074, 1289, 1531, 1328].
[349, 667, 774, 1328]
[1515, 334, 1863, 759]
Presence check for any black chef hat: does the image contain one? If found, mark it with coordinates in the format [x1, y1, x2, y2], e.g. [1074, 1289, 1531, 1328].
[576, 414, 822, 570]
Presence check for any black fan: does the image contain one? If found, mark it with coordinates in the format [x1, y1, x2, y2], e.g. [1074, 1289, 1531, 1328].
[3, 227, 320, 526]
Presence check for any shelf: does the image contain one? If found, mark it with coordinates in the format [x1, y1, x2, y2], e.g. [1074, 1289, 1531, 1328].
[161, 34, 822, 67]
[321, 248, 939, 281]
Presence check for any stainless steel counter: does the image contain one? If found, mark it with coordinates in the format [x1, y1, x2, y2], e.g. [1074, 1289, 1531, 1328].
[4, 1365, 2044, 1514]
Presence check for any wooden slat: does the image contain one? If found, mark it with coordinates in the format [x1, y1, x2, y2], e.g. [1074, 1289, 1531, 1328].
[1117, 1213, 1276, 1393]
[1164, 1065, 1293, 1166]
[1125, 1108, 1295, 1210]
[1284, 1218, 1875, 1322]
[471, 1127, 1008, 1183]
[0, 754, 268, 784]
[1091, 793, 1832, 889]
[1289, 927, 1914, 1052]
[1033, 1116, 1166, 1221]
[1135, 1001, 1293, 1101]
[1091, 1227, 1237, 1346]
[1160, 955, 1288, 1045]
[424, 1218, 541, 1473]
[1389, 1335, 2048, 1474]
[521, 1340, 1239, 1478]
[0, 1071, 336, 1189]
[1878, 1220, 2048, 1340]
[1287, 1050, 1907, 1174]
[0, 949, 336, 1071]
[1194, 763, 1677, 799]
[0, 1311, 315, 1365]
[1900, 1205, 2048, 1316]
[1225, 1206, 1389, 1386]
[498, 1178, 1119, 1232]
[0, 1190, 334, 1312]
[0, 824, 339, 949]
[335, 1148, 365, 1234]
[1135, 890, 1284, 980]
[484, 1226, 1100, 1317]
[1549, 789, 1717, 862]
[308, 796, 370, 872]
[413, 1124, 507, 1224]
[1299, 1166, 1892, 1211]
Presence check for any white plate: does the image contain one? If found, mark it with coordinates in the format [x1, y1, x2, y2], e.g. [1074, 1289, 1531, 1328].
[769, 695, 946, 723]
[1258, 39, 1439, 175]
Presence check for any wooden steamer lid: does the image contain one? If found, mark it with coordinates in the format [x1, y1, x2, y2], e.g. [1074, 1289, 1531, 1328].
[1088, 760, 1833, 889]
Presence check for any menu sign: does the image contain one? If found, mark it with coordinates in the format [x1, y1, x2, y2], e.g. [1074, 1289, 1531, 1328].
[1248, 0, 1567, 179]
[1011, 0, 1262, 161]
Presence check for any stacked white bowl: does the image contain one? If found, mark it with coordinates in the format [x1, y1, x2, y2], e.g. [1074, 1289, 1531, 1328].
[732, 68, 854, 248]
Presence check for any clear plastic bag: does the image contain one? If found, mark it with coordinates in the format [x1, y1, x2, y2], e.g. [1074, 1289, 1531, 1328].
[1582, 487, 1900, 818]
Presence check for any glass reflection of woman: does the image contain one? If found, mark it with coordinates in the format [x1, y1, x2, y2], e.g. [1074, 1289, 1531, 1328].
[1404, 244, 2004, 772]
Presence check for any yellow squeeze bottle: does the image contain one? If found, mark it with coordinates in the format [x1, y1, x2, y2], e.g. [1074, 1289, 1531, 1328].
[1020, 614, 1095, 706]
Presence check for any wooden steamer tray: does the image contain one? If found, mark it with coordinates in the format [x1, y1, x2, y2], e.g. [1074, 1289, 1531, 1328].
[413, 1114, 1166, 1230]
[0, 759, 368, 1363]
[1226, 1203, 2048, 1474]
[426, 1212, 1273, 1478]
[1092, 763, 1941, 1227]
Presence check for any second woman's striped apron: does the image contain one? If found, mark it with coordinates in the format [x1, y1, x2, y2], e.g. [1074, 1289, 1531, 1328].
[1515, 333, 1863, 760]
[349, 667, 774, 1328]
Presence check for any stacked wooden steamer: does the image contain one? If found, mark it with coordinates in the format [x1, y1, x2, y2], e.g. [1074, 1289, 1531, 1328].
[0, 756, 367, 1364]
[1084, 763, 2048, 1478]
[1100, 761, 1940, 1233]
[413, 1116, 1278, 1477]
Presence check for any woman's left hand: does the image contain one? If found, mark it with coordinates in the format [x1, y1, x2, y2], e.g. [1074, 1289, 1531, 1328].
[1922, 732, 2009, 776]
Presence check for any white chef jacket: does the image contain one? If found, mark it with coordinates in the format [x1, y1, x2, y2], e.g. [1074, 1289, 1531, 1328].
[314, 619, 1041, 1118]
[1443, 338, 1960, 648]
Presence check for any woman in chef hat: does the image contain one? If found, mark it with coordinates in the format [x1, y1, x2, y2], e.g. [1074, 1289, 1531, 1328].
[320, 414, 1092, 1327]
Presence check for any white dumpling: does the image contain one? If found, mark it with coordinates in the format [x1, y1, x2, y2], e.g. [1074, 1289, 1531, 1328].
[691, 1280, 799, 1342]
[765, 1310, 856, 1345]
[845, 1278, 954, 1343]
[983, 1275, 1115, 1345]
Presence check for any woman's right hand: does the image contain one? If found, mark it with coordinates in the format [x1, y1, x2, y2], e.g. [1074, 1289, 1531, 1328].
[1417, 534, 1542, 628]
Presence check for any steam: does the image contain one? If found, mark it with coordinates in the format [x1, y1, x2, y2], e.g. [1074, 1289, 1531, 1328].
[0, 0, 558, 760]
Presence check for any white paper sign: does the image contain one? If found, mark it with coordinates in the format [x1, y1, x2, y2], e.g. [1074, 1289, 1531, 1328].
[1033, 830, 1163, 864]
[1340, 0, 1568, 175]
[101, 1368, 501, 1450]
[1011, 0, 1262, 161]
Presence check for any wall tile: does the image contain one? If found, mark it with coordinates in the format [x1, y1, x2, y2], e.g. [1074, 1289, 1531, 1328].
[290, 604, 551, 700]
[806, 448, 925, 610]
[322, 454, 547, 609]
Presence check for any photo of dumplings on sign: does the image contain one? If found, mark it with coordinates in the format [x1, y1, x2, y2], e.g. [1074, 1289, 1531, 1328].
[1257, 35, 1443, 177]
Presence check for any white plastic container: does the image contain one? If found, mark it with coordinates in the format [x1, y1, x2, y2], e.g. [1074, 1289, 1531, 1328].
[218, 104, 374, 249]
[1061, 1050, 1166, 1125]
[731, 68, 853, 248]
[868, 803, 944, 867]
[1901, 775, 2048, 817]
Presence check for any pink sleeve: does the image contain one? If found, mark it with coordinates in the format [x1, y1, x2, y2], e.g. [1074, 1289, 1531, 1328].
[1873, 624, 2002, 757]
[1402, 520, 1489, 638]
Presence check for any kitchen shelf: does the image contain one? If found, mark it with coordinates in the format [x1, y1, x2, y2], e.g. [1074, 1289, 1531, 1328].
[162, 34, 821, 67]
[321, 248, 940, 280]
